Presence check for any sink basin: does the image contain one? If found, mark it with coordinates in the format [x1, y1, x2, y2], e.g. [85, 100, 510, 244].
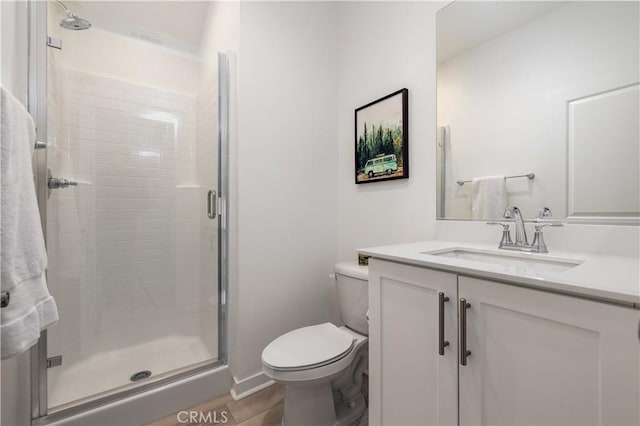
[423, 248, 583, 275]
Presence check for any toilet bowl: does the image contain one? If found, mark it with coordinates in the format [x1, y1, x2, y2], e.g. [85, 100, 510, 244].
[261, 262, 369, 426]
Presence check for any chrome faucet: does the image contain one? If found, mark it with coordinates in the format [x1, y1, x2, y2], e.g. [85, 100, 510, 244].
[488, 206, 563, 253]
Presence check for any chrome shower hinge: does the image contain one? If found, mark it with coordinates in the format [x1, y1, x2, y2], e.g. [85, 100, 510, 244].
[0, 291, 9, 308]
[47, 37, 62, 50]
[46, 356, 62, 369]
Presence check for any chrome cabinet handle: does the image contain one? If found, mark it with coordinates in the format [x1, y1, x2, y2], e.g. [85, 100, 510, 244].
[460, 299, 472, 366]
[439, 292, 450, 355]
[207, 189, 216, 219]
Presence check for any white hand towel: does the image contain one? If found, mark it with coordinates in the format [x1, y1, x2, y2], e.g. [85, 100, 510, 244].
[471, 175, 508, 220]
[1, 86, 58, 359]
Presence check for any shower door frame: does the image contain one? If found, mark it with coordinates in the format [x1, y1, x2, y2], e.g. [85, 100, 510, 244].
[27, 1, 230, 423]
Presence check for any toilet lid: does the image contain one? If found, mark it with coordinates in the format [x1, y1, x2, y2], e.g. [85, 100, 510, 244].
[262, 323, 355, 371]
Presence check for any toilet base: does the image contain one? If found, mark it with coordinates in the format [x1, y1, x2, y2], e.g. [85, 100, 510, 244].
[283, 382, 336, 425]
[281, 383, 366, 426]
[334, 393, 366, 426]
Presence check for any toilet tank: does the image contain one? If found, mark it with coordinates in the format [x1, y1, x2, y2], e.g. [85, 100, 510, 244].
[334, 262, 369, 336]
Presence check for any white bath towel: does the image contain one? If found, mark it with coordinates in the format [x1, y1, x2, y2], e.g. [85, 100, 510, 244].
[471, 175, 508, 219]
[1, 86, 58, 359]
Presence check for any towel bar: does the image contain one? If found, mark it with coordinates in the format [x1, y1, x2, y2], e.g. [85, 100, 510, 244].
[457, 173, 535, 186]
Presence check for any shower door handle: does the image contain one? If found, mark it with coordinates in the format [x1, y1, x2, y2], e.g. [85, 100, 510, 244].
[207, 189, 217, 219]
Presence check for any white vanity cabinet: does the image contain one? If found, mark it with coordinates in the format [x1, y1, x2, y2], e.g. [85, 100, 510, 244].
[369, 259, 640, 426]
[459, 276, 640, 426]
[368, 259, 459, 426]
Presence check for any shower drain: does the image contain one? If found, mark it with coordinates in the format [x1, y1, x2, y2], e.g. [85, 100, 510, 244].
[130, 370, 152, 382]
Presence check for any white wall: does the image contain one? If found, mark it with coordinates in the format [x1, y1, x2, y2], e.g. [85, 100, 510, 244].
[0, 0, 29, 103]
[229, 0, 448, 394]
[200, 1, 239, 56]
[337, 1, 444, 260]
[230, 1, 339, 394]
[438, 1, 639, 220]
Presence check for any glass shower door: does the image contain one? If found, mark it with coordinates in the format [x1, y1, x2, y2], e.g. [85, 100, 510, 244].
[40, 0, 226, 412]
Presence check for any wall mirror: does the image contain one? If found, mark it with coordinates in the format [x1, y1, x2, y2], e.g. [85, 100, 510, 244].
[436, 1, 639, 224]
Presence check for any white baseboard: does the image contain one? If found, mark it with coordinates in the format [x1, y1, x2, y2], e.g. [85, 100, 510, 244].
[230, 371, 275, 400]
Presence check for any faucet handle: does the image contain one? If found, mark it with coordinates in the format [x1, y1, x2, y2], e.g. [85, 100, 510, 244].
[487, 221, 510, 230]
[534, 208, 563, 230]
[536, 207, 552, 221]
[535, 222, 564, 231]
[487, 222, 513, 247]
[531, 221, 564, 253]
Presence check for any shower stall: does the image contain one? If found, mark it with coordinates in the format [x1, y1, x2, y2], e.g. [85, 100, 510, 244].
[28, 1, 232, 423]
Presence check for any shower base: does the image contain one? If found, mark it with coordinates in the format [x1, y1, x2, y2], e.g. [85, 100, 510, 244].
[48, 335, 216, 410]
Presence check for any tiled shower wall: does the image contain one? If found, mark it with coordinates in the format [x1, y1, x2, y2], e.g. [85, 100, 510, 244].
[46, 68, 216, 370]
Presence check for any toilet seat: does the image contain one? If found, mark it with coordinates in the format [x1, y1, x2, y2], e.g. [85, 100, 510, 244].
[262, 324, 368, 384]
[262, 323, 354, 372]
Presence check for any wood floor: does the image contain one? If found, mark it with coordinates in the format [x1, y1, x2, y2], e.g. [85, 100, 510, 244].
[150, 374, 367, 426]
[149, 384, 285, 426]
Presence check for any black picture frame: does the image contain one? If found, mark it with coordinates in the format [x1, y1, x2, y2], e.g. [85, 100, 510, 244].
[354, 88, 408, 184]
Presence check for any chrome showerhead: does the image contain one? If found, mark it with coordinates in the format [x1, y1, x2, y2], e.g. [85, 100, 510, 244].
[60, 15, 92, 30]
[55, 1, 92, 30]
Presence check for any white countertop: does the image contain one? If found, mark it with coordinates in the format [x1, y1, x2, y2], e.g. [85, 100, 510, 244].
[359, 241, 640, 307]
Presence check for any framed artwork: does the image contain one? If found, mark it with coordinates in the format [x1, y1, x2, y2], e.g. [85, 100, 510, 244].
[355, 88, 408, 184]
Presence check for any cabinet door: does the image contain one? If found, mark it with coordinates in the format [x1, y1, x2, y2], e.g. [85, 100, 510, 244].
[369, 259, 458, 426]
[459, 276, 640, 426]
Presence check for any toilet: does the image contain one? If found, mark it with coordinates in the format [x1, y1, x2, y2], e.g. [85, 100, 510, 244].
[261, 262, 369, 426]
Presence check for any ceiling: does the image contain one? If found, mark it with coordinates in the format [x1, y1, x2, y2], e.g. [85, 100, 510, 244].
[437, 1, 568, 64]
[64, 1, 211, 54]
